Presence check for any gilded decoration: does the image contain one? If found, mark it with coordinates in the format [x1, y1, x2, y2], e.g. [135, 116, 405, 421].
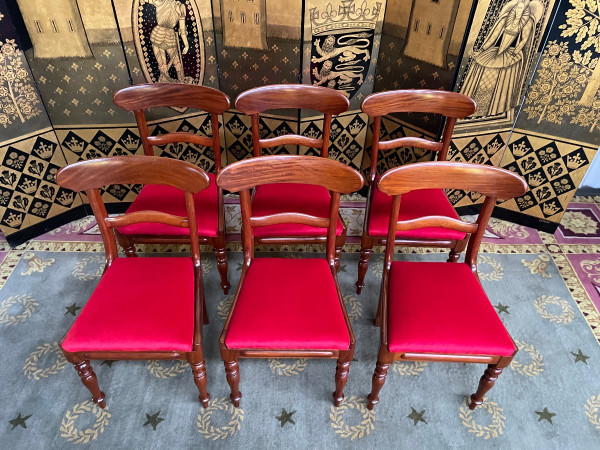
[0, 39, 42, 128]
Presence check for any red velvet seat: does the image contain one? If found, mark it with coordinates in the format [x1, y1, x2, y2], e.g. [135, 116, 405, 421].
[252, 183, 344, 238]
[118, 173, 218, 237]
[369, 176, 465, 241]
[388, 261, 515, 356]
[225, 258, 350, 350]
[62, 257, 195, 353]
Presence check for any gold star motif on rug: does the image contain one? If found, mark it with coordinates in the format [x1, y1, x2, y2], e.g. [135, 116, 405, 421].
[9, 413, 31, 430]
[275, 408, 296, 427]
[535, 407, 556, 424]
[65, 303, 81, 316]
[571, 349, 590, 364]
[407, 407, 427, 425]
[494, 303, 510, 314]
[143, 411, 164, 431]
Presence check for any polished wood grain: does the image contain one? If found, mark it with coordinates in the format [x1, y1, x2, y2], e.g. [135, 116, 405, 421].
[217, 155, 364, 194]
[235, 84, 349, 115]
[113, 83, 230, 113]
[112, 83, 231, 294]
[361, 89, 476, 118]
[56, 156, 211, 409]
[56, 156, 210, 193]
[366, 162, 527, 411]
[216, 155, 363, 407]
[378, 161, 529, 199]
[234, 85, 351, 268]
[356, 90, 477, 294]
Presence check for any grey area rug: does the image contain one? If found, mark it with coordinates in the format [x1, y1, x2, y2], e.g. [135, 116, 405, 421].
[0, 250, 599, 448]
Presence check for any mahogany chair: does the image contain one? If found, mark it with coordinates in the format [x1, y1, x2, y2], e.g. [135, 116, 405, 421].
[365, 161, 528, 411]
[56, 156, 211, 409]
[113, 83, 231, 294]
[356, 90, 477, 294]
[216, 155, 364, 407]
[235, 85, 350, 269]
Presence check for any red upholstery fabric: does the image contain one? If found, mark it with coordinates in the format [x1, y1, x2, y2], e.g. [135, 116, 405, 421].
[369, 176, 465, 241]
[225, 258, 350, 350]
[387, 261, 515, 356]
[252, 183, 344, 238]
[119, 172, 218, 237]
[62, 257, 195, 352]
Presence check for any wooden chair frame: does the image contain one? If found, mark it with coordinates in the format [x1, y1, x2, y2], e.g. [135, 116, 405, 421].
[235, 84, 350, 268]
[366, 161, 528, 411]
[216, 155, 364, 407]
[56, 156, 212, 408]
[113, 83, 232, 294]
[356, 89, 477, 294]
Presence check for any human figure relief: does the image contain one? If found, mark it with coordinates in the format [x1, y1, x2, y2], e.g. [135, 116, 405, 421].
[142, 0, 191, 83]
[461, 0, 544, 116]
[311, 34, 371, 63]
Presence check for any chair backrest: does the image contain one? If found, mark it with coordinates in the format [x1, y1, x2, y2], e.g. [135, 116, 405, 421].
[377, 161, 527, 272]
[362, 89, 477, 182]
[113, 83, 230, 172]
[56, 156, 210, 267]
[217, 155, 364, 265]
[234, 84, 350, 158]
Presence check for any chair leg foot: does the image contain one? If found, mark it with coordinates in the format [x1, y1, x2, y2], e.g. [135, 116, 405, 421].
[224, 360, 242, 407]
[447, 249, 461, 263]
[74, 360, 106, 408]
[333, 360, 351, 407]
[334, 246, 342, 272]
[215, 246, 230, 295]
[191, 361, 210, 408]
[356, 248, 372, 295]
[469, 364, 503, 410]
[367, 360, 390, 410]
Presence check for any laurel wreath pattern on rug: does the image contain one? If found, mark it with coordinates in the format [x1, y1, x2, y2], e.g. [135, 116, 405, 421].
[0, 294, 38, 326]
[509, 340, 544, 377]
[72, 255, 104, 281]
[202, 259, 212, 274]
[146, 360, 188, 379]
[217, 295, 234, 320]
[521, 254, 552, 278]
[23, 341, 67, 380]
[584, 395, 600, 430]
[392, 361, 428, 376]
[534, 295, 575, 324]
[478, 256, 503, 281]
[197, 397, 244, 440]
[330, 396, 376, 440]
[21, 252, 55, 276]
[60, 400, 111, 444]
[372, 258, 383, 279]
[268, 358, 308, 376]
[343, 294, 362, 322]
[459, 397, 505, 439]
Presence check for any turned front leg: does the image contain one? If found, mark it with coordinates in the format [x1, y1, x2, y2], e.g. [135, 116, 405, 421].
[215, 245, 230, 294]
[74, 360, 106, 408]
[367, 360, 390, 410]
[469, 364, 503, 410]
[356, 247, 372, 294]
[191, 361, 210, 408]
[224, 360, 242, 407]
[333, 359, 351, 407]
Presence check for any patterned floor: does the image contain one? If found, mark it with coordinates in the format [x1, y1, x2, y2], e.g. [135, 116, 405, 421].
[0, 195, 599, 448]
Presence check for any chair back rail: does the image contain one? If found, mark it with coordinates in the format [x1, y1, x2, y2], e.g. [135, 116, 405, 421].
[56, 156, 208, 266]
[364, 90, 477, 180]
[217, 155, 364, 265]
[378, 162, 528, 271]
[235, 84, 349, 158]
[216, 154, 363, 193]
[113, 84, 230, 172]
